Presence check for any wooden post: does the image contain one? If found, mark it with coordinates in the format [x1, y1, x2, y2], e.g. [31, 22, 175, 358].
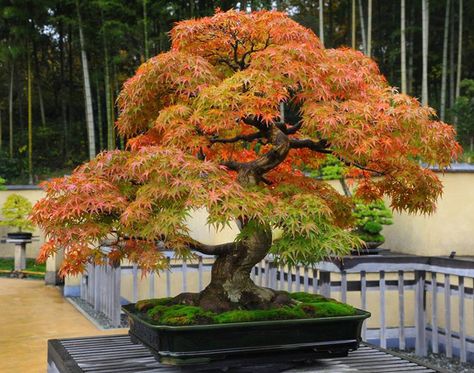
[102, 264, 111, 316]
[287, 266, 293, 292]
[100, 266, 105, 312]
[295, 265, 301, 292]
[398, 271, 406, 350]
[320, 271, 331, 298]
[270, 260, 277, 289]
[415, 270, 426, 356]
[264, 259, 270, 288]
[166, 257, 171, 297]
[444, 274, 452, 358]
[198, 256, 203, 292]
[182, 259, 187, 293]
[93, 264, 99, 308]
[431, 272, 438, 354]
[459, 276, 466, 362]
[279, 265, 285, 290]
[132, 264, 138, 303]
[148, 271, 155, 299]
[312, 268, 318, 294]
[380, 271, 386, 348]
[341, 271, 347, 303]
[112, 263, 121, 327]
[361, 271, 367, 341]
[304, 267, 309, 292]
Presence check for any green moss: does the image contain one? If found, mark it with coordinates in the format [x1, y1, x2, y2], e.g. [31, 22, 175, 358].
[147, 304, 215, 325]
[136, 297, 173, 312]
[298, 302, 356, 317]
[289, 292, 335, 303]
[214, 306, 307, 324]
[138, 293, 358, 326]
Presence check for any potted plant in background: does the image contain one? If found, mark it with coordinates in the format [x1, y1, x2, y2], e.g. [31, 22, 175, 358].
[0, 194, 35, 240]
[32, 10, 460, 365]
[352, 199, 393, 251]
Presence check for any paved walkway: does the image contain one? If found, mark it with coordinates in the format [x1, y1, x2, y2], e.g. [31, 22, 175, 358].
[0, 278, 124, 373]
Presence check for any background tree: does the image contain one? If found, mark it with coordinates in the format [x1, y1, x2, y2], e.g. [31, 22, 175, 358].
[0, 0, 473, 183]
[32, 11, 460, 312]
[452, 79, 474, 151]
[76, 0, 96, 159]
[422, 0, 429, 105]
[400, 0, 407, 94]
[440, 0, 450, 121]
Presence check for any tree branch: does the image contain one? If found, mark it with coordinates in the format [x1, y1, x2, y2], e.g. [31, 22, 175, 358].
[241, 115, 268, 131]
[285, 121, 302, 134]
[289, 138, 331, 153]
[189, 240, 237, 256]
[251, 126, 290, 173]
[338, 157, 386, 176]
[289, 137, 385, 176]
[210, 131, 264, 144]
[220, 126, 290, 179]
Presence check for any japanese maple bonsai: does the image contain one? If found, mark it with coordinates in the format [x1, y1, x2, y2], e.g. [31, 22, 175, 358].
[32, 9, 460, 359]
[1, 194, 35, 239]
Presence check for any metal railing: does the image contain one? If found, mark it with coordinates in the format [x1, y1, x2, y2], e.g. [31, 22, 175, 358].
[79, 253, 474, 362]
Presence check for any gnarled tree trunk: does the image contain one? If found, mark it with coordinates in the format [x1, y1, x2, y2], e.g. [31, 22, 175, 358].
[198, 224, 279, 312]
[177, 124, 296, 312]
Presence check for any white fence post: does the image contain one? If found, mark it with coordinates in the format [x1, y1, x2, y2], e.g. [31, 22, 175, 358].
[415, 270, 426, 356]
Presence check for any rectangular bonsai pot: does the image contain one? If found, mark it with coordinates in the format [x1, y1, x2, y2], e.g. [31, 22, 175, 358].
[122, 304, 370, 364]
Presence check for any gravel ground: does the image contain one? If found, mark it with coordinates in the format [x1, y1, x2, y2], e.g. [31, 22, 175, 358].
[390, 348, 474, 373]
[68, 296, 129, 329]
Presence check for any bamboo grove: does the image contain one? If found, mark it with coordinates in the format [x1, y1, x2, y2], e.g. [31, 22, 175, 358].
[0, 0, 473, 184]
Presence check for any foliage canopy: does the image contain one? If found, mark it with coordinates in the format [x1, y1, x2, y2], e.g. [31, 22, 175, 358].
[0, 193, 34, 232]
[32, 10, 461, 277]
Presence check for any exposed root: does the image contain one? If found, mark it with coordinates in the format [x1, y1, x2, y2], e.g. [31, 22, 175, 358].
[171, 286, 295, 313]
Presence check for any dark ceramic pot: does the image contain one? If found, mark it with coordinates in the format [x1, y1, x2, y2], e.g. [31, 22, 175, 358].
[363, 241, 383, 250]
[122, 303, 371, 365]
[7, 232, 33, 240]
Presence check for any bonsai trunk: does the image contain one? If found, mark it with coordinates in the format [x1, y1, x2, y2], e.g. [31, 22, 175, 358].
[193, 225, 291, 312]
[174, 126, 294, 312]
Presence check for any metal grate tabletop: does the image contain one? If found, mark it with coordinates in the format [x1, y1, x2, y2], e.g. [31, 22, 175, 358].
[47, 335, 444, 373]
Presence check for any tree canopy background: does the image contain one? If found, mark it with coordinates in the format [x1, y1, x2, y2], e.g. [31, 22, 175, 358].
[0, 0, 472, 183]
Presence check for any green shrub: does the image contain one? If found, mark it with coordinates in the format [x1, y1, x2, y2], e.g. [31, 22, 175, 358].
[308, 155, 345, 180]
[352, 199, 393, 243]
[0, 194, 35, 232]
[452, 79, 474, 150]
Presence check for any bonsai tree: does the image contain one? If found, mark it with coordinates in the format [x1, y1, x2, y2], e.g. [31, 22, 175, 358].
[352, 199, 393, 245]
[32, 10, 460, 312]
[1, 194, 35, 232]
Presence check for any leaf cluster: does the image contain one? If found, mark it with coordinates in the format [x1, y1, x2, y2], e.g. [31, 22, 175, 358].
[352, 199, 393, 243]
[0, 194, 35, 232]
